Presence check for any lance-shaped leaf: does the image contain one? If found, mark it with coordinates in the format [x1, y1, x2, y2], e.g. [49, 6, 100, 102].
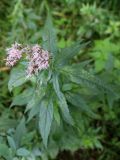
[53, 74, 74, 125]
[61, 65, 115, 95]
[55, 41, 89, 68]
[42, 14, 57, 56]
[8, 68, 27, 92]
[66, 92, 98, 118]
[39, 98, 53, 147]
[14, 117, 26, 148]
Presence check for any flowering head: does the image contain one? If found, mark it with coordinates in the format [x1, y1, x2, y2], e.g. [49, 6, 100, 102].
[27, 44, 50, 77]
[6, 42, 23, 67]
[6, 43, 50, 77]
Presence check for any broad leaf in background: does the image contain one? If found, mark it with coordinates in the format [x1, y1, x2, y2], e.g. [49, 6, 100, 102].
[53, 74, 74, 125]
[8, 68, 27, 92]
[39, 98, 53, 147]
[42, 14, 57, 56]
[0, 111, 17, 131]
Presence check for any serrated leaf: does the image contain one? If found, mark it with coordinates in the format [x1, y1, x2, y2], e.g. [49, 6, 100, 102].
[64, 60, 92, 72]
[55, 41, 89, 68]
[53, 74, 74, 125]
[66, 92, 97, 117]
[42, 14, 57, 55]
[61, 65, 115, 95]
[39, 98, 53, 147]
[8, 68, 27, 92]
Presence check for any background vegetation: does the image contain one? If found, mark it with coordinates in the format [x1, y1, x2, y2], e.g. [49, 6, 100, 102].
[0, 0, 120, 160]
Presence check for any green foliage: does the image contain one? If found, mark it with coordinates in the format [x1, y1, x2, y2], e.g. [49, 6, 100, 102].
[3, 14, 115, 160]
[53, 73, 74, 125]
[42, 14, 58, 56]
[90, 39, 120, 72]
[8, 68, 27, 92]
[39, 97, 54, 147]
[0, 0, 120, 160]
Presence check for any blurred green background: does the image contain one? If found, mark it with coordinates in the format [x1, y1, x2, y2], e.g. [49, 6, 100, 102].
[0, 0, 120, 160]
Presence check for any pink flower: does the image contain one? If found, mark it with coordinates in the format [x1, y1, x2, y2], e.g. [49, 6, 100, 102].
[5, 42, 50, 77]
[27, 45, 50, 77]
[6, 42, 23, 67]
[32, 44, 41, 53]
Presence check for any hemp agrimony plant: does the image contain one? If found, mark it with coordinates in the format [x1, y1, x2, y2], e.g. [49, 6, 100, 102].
[6, 15, 114, 148]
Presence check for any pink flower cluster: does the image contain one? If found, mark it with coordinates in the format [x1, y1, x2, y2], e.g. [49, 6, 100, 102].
[6, 42, 22, 66]
[6, 43, 50, 77]
[27, 44, 49, 77]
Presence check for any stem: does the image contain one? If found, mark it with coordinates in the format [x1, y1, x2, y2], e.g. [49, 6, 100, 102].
[0, 67, 10, 72]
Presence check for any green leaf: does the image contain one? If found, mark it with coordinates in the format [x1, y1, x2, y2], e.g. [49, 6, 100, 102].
[14, 117, 26, 148]
[61, 65, 115, 95]
[8, 68, 27, 92]
[0, 143, 12, 160]
[11, 88, 34, 107]
[26, 88, 46, 122]
[62, 83, 73, 91]
[65, 60, 92, 72]
[7, 136, 16, 150]
[17, 148, 30, 157]
[42, 14, 57, 55]
[53, 74, 74, 125]
[58, 126, 80, 152]
[25, 93, 39, 112]
[55, 41, 89, 68]
[21, 131, 35, 146]
[0, 115, 17, 131]
[66, 92, 97, 117]
[27, 102, 40, 122]
[39, 98, 53, 147]
[105, 53, 114, 71]
[47, 139, 59, 159]
[95, 59, 105, 72]
[53, 105, 61, 125]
